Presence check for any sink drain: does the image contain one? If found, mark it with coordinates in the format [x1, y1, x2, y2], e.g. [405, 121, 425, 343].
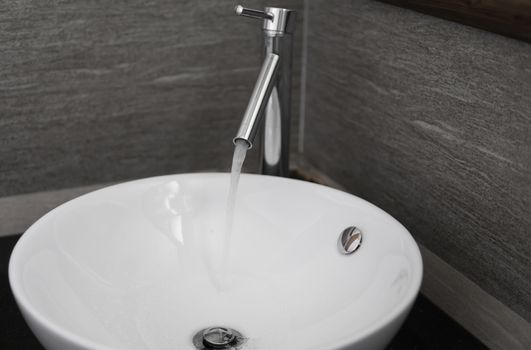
[193, 327, 246, 349]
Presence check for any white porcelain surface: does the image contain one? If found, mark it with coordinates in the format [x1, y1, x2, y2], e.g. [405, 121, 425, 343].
[9, 173, 423, 350]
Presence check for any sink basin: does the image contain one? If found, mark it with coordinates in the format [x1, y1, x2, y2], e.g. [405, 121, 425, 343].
[9, 173, 422, 350]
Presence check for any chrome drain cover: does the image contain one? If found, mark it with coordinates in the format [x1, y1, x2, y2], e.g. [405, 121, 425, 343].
[338, 226, 363, 254]
[193, 327, 246, 349]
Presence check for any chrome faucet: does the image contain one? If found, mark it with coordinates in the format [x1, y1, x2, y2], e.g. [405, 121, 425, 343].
[233, 5, 297, 177]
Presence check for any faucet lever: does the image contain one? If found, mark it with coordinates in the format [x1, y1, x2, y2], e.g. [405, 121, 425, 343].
[235, 5, 273, 20]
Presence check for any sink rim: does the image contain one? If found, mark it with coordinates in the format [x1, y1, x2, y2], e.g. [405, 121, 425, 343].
[9, 172, 423, 350]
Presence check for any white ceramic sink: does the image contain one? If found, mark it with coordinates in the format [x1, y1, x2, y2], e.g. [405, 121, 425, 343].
[9, 173, 422, 350]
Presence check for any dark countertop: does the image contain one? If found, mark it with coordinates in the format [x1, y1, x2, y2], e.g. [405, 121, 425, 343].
[0, 234, 488, 350]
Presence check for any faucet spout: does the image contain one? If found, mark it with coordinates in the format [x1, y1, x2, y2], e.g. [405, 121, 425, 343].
[233, 5, 296, 176]
[233, 53, 280, 149]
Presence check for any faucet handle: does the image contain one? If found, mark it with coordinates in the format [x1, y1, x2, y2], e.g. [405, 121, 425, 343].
[235, 5, 296, 35]
[235, 5, 274, 20]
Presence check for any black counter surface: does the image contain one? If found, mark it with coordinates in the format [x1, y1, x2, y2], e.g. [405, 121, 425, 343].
[0, 234, 488, 350]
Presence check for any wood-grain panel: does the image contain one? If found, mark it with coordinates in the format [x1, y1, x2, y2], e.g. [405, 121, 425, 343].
[303, 0, 531, 323]
[380, 0, 531, 42]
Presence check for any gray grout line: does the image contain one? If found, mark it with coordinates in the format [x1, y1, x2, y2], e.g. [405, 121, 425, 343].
[297, 0, 310, 154]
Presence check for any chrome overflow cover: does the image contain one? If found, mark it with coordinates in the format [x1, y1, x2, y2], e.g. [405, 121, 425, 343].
[338, 226, 362, 255]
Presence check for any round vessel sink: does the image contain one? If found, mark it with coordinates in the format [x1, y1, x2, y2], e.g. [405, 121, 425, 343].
[9, 173, 422, 350]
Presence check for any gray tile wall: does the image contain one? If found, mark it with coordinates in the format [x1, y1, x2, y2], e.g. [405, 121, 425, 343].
[303, 0, 531, 322]
[0, 0, 303, 198]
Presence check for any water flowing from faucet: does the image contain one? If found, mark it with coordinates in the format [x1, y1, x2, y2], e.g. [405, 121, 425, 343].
[220, 139, 249, 289]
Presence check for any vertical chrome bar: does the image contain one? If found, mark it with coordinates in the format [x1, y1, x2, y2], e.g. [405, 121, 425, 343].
[260, 10, 295, 177]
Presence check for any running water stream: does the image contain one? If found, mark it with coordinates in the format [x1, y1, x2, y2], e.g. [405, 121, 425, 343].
[220, 139, 249, 288]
